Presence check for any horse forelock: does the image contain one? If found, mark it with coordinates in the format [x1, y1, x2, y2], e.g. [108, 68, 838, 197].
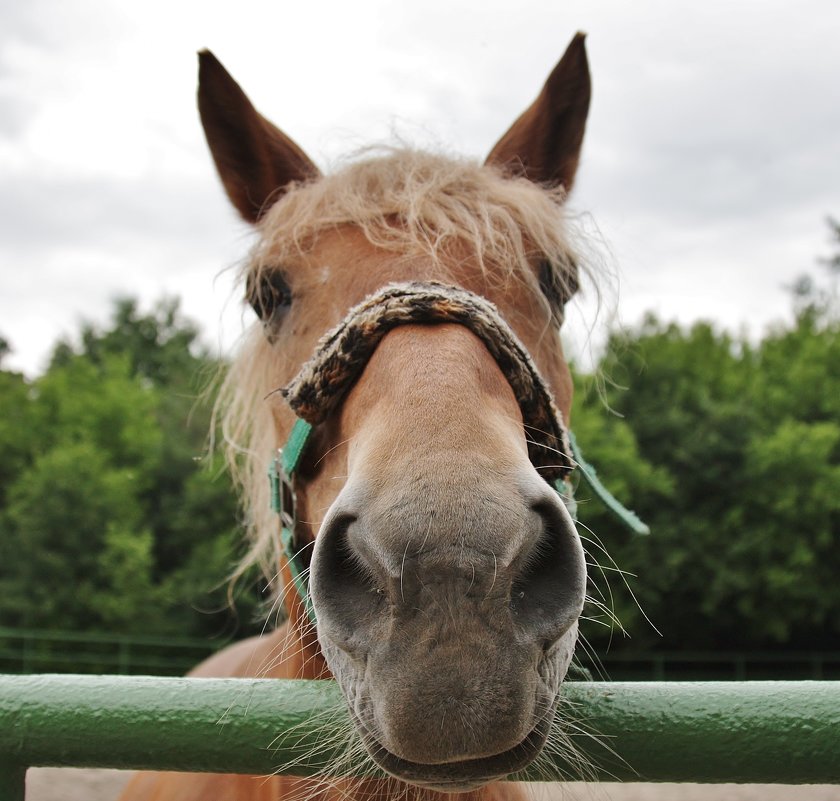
[253, 149, 580, 297]
[214, 148, 591, 591]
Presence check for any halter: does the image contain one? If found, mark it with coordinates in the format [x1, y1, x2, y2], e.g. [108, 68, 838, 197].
[269, 281, 648, 625]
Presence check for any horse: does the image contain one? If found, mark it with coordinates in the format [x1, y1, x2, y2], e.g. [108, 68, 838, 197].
[119, 31, 593, 801]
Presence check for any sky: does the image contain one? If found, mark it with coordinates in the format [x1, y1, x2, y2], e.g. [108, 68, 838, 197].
[1, 0, 839, 376]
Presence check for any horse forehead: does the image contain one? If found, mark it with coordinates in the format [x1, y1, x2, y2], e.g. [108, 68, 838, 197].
[265, 224, 570, 412]
[287, 226, 530, 299]
[285, 230, 550, 351]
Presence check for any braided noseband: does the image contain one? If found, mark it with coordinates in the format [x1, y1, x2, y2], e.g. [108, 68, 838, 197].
[281, 281, 574, 481]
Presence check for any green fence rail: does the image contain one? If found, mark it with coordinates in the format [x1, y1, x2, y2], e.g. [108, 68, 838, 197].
[1, 675, 839, 800]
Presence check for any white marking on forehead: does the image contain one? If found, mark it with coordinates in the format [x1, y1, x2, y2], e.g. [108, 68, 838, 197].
[318, 264, 332, 284]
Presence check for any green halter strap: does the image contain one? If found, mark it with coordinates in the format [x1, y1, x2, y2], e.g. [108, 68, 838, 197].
[268, 419, 316, 626]
[269, 418, 649, 627]
[567, 431, 650, 536]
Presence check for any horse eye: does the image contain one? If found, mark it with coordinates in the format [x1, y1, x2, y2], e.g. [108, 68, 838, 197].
[538, 260, 556, 301]
[537, 258, 579, 313]
[247, 270, 293, 322]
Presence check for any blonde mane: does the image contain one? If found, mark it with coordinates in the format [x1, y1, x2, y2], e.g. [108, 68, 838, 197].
[215, 149, 584, 590]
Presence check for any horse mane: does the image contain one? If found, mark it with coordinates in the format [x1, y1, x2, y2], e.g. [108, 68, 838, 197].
[214, 148, 586, 592]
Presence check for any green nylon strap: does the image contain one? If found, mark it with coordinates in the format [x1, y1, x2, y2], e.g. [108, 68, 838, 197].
[269, 460, 282, 517]
[553, 477, 578, 521]
[270, 419, 317, 625]
[567, 430, 651, 536]
[282, 419, 313, 476]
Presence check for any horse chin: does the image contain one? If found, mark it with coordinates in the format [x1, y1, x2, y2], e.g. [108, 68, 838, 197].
[352, 705, 554, 791]
[319, 620, 579, 791]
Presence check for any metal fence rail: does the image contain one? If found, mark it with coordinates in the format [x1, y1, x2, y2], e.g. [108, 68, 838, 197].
[1, 675, 839, 800]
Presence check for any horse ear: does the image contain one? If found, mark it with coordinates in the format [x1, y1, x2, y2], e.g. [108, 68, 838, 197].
[197, 50, 320, 223]
[485, 33, 591, 193]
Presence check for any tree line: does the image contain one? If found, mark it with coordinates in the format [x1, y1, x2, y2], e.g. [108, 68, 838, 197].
[0, 299, 260, 640]
[1, 223, 837, 653]
[572, 221, 840, 653]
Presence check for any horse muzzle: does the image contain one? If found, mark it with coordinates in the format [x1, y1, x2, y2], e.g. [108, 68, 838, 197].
[310, 471, 585, 787]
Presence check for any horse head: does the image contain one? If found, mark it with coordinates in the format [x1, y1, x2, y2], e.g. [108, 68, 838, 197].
[200, 34, 591, 791]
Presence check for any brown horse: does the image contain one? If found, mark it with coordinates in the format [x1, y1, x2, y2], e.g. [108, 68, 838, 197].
[119, 32, 592, 801]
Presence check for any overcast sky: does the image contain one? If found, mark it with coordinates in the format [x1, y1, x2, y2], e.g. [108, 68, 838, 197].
[2, 0, 839, 376]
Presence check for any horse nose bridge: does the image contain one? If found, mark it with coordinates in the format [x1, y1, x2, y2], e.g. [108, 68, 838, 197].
[342, 321, 533, 471]
[368, 474, 540, 572]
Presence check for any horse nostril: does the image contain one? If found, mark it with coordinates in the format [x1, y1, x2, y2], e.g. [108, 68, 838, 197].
[309, 512, 389, 651]
[510, 498, 586, 645]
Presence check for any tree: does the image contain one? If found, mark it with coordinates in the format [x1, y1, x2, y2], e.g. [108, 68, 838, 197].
[50, 297, 204, 386]
[0, 366, 33, 509]
[819, 216, 840, 275]
[574, 248, 840, 653]
[1, 442, 153, 629]
[0, 299, 258, 638]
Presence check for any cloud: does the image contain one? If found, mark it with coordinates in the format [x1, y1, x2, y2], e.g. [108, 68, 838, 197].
[1, 0, 839, 376]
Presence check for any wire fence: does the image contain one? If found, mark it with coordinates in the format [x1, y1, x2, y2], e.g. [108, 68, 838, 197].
[2, 626, 839, 680]
[582, 650, 840, 681]
[0, 626, 226, 676]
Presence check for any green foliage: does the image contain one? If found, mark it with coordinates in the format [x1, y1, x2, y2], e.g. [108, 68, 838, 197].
[31, 353, 162, 480]
[1, 442, 146, 627]
[0, 299, 260, 639]
[0, 368, 33, 507]
[575, 256, 840, 654]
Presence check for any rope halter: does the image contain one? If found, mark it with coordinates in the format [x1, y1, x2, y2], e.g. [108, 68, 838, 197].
[282, 280, 575, 479]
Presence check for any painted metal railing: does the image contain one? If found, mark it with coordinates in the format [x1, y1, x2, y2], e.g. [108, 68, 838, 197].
[2, 675, 839, 800]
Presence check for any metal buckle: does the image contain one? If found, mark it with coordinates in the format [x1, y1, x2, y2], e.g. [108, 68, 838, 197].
[269, 450, 297, 534]
[279, 470, 296, 534]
